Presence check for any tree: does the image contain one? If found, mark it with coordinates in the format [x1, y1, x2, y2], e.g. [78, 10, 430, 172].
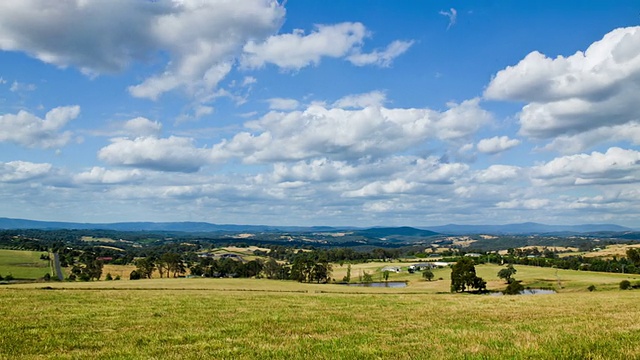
[382, 270, 390, 282]
[497, 264, 517, 284]
[342, 263, 351, 283]
[135, 258, 155, 279]
[450, 257, 486, 293]
[626, 249, 640, 265]
[422, 268, 434, 281]
[105, 273, 113, 281]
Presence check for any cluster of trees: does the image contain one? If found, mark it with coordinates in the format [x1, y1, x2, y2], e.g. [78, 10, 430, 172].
[69, 251, 103, 281]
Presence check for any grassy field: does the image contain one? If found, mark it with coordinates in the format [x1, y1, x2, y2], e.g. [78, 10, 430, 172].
[3, 263, 640, 359]
[0, 249, 50, 279]
[1, 284, 640, 359]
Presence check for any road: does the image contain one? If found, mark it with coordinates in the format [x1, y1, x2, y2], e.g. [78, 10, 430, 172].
[52, 252, 64, 281]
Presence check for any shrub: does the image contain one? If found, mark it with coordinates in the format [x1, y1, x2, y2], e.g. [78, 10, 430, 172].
[114, 275, 121, 280]
[4, 274, 14, 281]
[43, 273, 51, 282]
[503, 280, 524, 295]
[129, 270, 141, 280]
[587, 285, 596, 292]
[620, 280, 631, 290]
[105, 273, 113, 281]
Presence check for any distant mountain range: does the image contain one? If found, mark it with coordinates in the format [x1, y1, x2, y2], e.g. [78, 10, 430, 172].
[0, 217, 634, 235]
[423, 222, 633, 235]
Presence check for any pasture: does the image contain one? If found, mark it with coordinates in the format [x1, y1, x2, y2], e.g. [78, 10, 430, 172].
[1, 283, 640, 359]
[0, 249, 50, 279]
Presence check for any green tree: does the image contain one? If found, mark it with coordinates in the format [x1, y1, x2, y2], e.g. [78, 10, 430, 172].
[129, 270, 141, 280]
[422, 268, 434, 281]
[342, 263, 351, 283]
[626, 249, 640, 265]
[450, 257, 486, 293]
[135, 258, 155, 279]
[382, 270, 390, 282]
[497, 264, 517, 283]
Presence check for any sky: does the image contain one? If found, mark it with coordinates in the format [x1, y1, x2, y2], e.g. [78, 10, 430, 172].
[1, 0, 640, 227]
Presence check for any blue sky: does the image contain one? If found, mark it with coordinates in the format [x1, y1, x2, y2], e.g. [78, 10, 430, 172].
[1, 0, 639, 227]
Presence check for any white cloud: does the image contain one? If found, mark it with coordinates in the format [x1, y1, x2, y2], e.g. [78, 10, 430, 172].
[267, 98, 299, 110]
[0, 161, 52, 183]
[98, 136, 212, 173]
[496, 198, 550, 210]
[74, 167, 144, 185]
[347, 40, 414, 67]
[544, 121, 640, 154]
[439, 8, 457, 30]
[0, 1, 285, 100]
[0, 106, 80, 148]
[10, 81, 36, 92]
[213, 98, 491, 163]
[122, 117, 162, 137]
[473, 165, 521, 184]
[485, 26, 640, 141]
[532, 147, 640, 185]
[242, 22, 367, 70]
[477, 136, 521, 154]
[333, 91, 386, 109]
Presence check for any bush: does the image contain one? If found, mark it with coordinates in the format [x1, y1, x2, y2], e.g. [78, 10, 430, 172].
[620, 280, 631, 290]
[105, 273, 113, 281]
[587, 285, 596, 292]
[129, 270, 141, 280]
[503, 280, 524, 295]
[4, 274, 14, 281]
[43, 273, 51, 282]
[114, 275, 121, 280]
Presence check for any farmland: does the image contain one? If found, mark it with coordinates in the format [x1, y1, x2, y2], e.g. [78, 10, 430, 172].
[1, 280, 640, 359]
[0, 249, 50, 280]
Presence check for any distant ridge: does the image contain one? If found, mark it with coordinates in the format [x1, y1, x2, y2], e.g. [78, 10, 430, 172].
[0, 217, 339, 233]
[0, 217, 633, 235]
[424, 222, 632, 235]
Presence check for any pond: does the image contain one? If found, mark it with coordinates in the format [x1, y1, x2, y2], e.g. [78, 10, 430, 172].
[490, 288, 557, 296]
[344, 281, 407, 288]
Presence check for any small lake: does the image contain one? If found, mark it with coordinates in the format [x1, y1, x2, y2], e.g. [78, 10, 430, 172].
[344, 281, 407, 288]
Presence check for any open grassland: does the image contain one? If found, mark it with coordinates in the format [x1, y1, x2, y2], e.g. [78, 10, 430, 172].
[1, 286, 640, 359]
[0, 249, 50, 279]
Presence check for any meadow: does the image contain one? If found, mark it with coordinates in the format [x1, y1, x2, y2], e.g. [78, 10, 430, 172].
[3, 249, 640, 359]
[1, 283, 640, 359]
[0, 249, 50, 279]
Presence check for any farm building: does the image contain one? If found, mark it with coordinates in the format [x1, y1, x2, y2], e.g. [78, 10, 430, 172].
[380, 266, 401, 273]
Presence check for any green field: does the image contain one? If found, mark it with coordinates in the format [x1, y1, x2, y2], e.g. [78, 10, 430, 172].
[1, 285, 640, 359]
[0, 249, 50, 279]
[3, 256, 640, 359]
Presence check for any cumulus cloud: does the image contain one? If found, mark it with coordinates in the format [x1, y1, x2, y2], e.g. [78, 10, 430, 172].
[496, 198, 550, 210]
[0, 106, 80, 148]
[0, 161, 52, 183]
[98, 136, 212, 173]
[473, 165, 521, 184]
[212, 98, 491, 163]
[267, 98, 299, 110]
[485, 26, 640, 141]
[532, 147, 640, 185]
[122, 117, 162, 137]
[242, 22, 367, 70]
[333, 91, 386, 109]
[0, 1, 285, 100]
[477, 136, 521, 154]
[544, 121, 640, 154]
[347, 40, 414, 67]
[74, 167, 144, 185]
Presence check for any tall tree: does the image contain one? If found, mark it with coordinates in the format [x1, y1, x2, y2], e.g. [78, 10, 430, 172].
[451, 257, 486, 293]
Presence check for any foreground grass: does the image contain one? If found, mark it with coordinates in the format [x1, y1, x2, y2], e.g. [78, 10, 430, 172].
[0, 249, 50, 279]
[1, 287, 639, 359]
